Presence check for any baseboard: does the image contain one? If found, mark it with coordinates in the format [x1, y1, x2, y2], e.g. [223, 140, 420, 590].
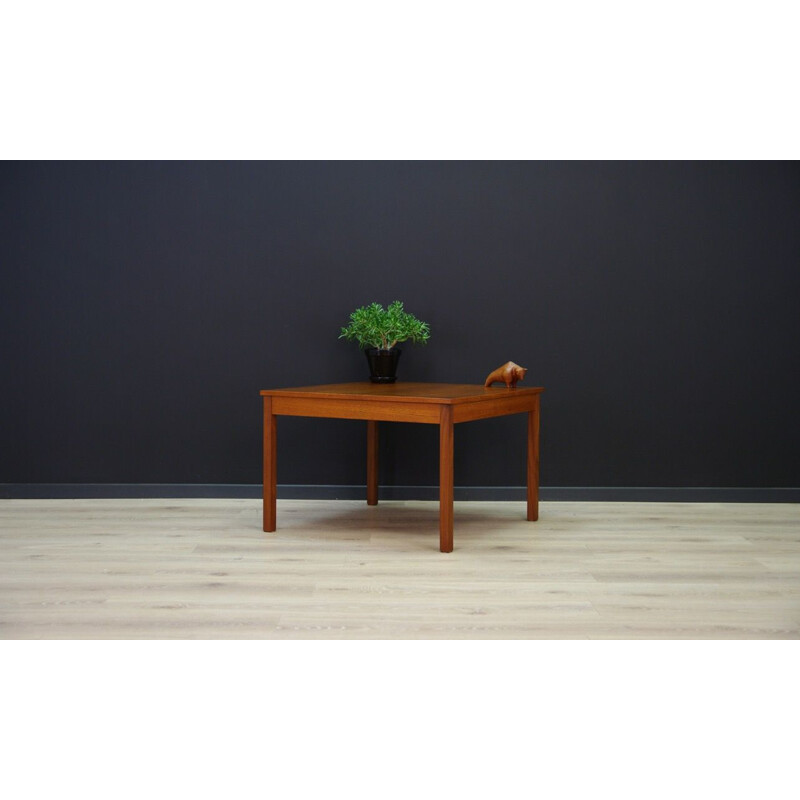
[1, 483, 799, 502]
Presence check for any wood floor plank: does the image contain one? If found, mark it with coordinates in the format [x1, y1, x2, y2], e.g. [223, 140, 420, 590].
[1, 498, 799, 639]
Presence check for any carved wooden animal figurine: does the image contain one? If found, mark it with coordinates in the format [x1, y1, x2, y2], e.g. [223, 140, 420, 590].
[484, 361, 527, 388]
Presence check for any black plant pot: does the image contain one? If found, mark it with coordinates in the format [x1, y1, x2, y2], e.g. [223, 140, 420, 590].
[365, 348, 401, 383]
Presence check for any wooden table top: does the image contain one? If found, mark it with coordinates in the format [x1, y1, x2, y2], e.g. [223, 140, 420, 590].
[260, 382, 544, 404]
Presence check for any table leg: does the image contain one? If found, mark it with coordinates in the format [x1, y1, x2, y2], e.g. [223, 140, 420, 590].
[439, 405, 454, 553]
[527, 397, 540, 522]
[367, 420, 379, 505]
[263, 396, 277, 532]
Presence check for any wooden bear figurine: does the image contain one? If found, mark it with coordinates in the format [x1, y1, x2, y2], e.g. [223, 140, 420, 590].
[484, 361, 527, 388]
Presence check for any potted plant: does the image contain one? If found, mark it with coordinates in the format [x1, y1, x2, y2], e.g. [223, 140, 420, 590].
[339, 300, 431, 383]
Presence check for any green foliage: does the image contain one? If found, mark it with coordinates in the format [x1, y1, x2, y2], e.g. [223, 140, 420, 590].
[339, 301, 431, 350]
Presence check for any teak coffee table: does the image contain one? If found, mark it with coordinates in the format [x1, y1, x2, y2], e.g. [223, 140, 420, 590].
[260, 382, 543, 552]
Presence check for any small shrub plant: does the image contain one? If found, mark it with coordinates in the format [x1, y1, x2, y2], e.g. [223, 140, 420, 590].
[339, 301, 431, 351]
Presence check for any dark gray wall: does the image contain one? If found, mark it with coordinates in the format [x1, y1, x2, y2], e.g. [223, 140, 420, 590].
[2, 161, 799, 492]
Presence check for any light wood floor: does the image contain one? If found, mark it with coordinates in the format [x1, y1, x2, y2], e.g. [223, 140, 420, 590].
[1, 498, 799, 639]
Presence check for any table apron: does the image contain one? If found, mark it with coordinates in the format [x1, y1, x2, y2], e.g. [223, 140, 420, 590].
[453, 394, 538, 423]
[270, 396, 441, 423]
